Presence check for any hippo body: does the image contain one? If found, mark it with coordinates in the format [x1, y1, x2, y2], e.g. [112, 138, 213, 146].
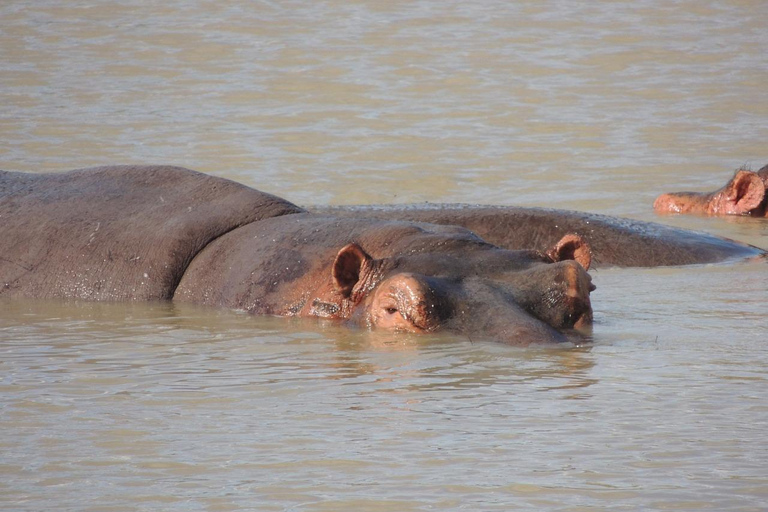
[0, 166, 301, 301]
[1, 165, 763, 345]
[312, 204, 764, 268]
[1, 165, 595, 345]
[654, 164, 768, 217]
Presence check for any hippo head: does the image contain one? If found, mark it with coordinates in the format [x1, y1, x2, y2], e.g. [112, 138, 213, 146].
[653, 169, 766, 216]
[176, 215, 596, 346]
[319, 233, 595, 345]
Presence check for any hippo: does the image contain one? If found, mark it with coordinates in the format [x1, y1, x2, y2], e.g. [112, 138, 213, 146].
[1, 165, 596, 346]
[653, 164, 768, 217]
[311, 204, 764, 268]
[1, 165, 763, 346]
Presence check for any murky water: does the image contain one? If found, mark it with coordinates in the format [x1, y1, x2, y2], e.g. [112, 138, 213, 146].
[1, 1, 767, 510]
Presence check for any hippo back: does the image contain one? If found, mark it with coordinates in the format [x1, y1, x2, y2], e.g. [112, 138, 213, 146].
[312, 204, 765, 267]
[0, 165, 303, 301]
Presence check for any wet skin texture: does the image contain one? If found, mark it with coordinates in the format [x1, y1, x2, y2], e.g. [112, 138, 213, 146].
[312, 204, 764, 268]
[0, 166, 593, 345]
[0, 166, 301, 301]
[1, 166, 763, 345]
[174, 214, 595, 344]
[654, 164, 768, 217]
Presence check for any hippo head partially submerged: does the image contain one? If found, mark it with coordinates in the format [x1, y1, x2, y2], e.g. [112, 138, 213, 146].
[654, 165, 768, 217]
[2, 165, 597, 346]
[6, 164, 764, 347]
[175, 215, 595, 345]
[327, 241, 593, 340]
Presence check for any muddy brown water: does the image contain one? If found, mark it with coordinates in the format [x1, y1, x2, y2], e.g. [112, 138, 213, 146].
[1, 1, 767, 510]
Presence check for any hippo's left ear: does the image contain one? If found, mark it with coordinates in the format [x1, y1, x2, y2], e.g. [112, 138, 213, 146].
[722, 170, 764, 214]
[333, 243, 374, 298]
[546, 234, 592, 271]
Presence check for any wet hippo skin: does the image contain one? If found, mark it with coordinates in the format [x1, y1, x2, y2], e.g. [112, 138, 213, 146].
[0, 165, 301, 301]
[1, 166, 763, 345]
[312, 204, 764, 268]
[654, 164, 768, 217]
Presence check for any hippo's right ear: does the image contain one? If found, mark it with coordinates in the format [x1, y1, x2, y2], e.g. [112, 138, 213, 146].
[546, 234, 592, 271]
[722, 170, 764, 214]
[333, 243, 374, 298]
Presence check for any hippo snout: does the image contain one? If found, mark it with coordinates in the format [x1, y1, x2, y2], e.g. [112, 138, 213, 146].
[443, 261, 596, 346]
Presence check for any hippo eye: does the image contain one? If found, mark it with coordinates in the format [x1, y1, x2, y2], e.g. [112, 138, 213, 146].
[384, 307, 398, 315]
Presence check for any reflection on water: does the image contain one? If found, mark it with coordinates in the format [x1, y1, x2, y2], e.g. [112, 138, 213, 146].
[1, 0, 767, 510]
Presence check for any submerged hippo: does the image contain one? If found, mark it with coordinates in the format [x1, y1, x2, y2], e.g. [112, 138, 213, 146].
[313, 204, 764, 268]
[654, 164, 768, 217]
[1, 165, 595, 345]
[1, 166, 763, 346]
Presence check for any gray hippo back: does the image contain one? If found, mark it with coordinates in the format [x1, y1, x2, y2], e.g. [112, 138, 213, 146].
[0, 165, 302, 301]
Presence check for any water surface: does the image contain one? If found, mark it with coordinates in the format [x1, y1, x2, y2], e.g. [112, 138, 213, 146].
[1, 1, 767, 510]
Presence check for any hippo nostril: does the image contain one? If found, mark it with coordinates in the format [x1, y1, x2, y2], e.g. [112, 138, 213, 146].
[589, 282, 596, 292]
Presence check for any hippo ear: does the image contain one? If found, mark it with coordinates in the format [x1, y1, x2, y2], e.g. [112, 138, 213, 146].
[332, 243, 373, 298]
[723, 170, 764, 214]
[546, 234, 592, 271]
[757, 164, 768, 184]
